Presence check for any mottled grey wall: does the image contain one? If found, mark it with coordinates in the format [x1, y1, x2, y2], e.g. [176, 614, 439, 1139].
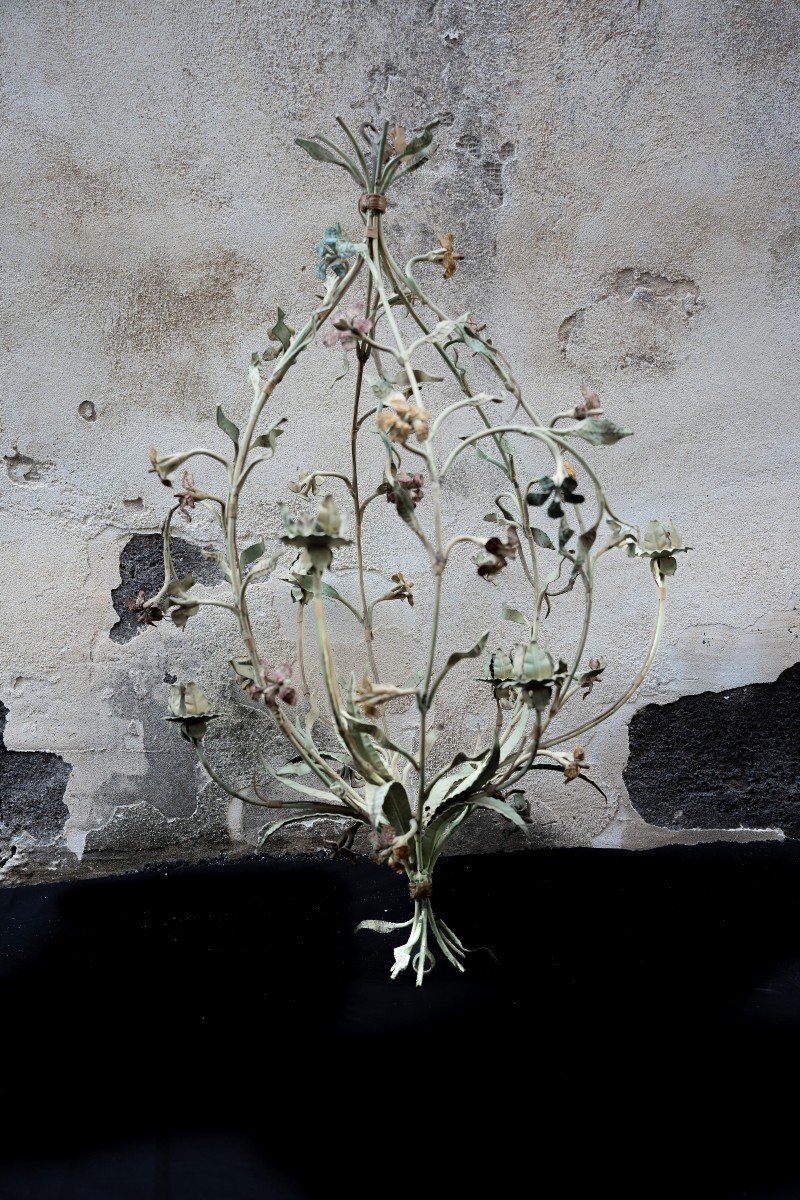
[1, 0, 798, 882]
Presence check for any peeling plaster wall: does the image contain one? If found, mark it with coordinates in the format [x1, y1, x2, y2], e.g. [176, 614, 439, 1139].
[1, 0, 798, 882]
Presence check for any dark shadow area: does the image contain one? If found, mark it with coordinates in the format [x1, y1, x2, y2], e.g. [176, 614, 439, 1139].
[626, 662, 800, 835]
[1, 843, 800, 1198]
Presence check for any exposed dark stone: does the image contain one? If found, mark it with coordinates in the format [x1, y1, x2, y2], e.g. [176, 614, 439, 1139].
[625, 663, 800, 836]
[0, 702, 71, 840]
[110, 533, 218, 643]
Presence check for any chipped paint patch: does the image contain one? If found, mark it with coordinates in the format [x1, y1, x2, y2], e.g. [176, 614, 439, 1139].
[558, 269, 700, 373]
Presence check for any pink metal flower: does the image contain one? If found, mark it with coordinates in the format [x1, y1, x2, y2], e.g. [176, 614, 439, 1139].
[322, 301, 373, 351]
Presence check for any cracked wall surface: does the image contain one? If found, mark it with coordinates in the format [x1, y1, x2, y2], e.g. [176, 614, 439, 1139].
[1, 0, 798, 882]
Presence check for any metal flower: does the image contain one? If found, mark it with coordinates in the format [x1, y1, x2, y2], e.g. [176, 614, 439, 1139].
[166, 682, 218, 742]
[526, 472, 585, 518]
[149, 448, 194, 487]
[388, 571, 415, 606]
[562, 745, 586, 782]
[256, 662, 298, 709]
[574, 385, 602, 421]
[486, 638, 562, 711]
[438, 233, 463, 280]
[127, 589, 163, 627]
[386, 472, 424, 509]
[176, 470, 196, 519]
[315, 226, 359, 280]
[579, 657, 606, 697]
[376, 393, 430, 445]
[622, 519, 689, 576]
[322, 302, 373, 350]
[280, 495, 350, 574]
[474, 527, 519, 580]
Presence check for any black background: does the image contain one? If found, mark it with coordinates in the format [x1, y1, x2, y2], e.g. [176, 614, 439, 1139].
[1, 843, 799, 1199]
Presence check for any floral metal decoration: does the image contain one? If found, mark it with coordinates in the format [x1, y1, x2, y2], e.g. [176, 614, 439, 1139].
[141, 118, 687, 984]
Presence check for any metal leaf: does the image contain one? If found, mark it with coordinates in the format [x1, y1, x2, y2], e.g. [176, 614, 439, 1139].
[440, 735, 501, 809]
[216, 405, 240, 451]
[253, 417, 288, 452]
[391, 479, 420, 531]
[469, 795, 530, 832]
[500, 602, 529, 626]
[421, 804, 471, 869]
[563, 417, 633, 445]
[239, 539, 265, 572]
[355, 918, 414, 935]
[531, 526, 555, 550]
[432, 631, 489, 699]
[295, 137, 348, 166]
[475, 442, 513, 481]
[364, 779, 412, 833]
[268, 308, 295, 353]
[257, 804, 358, 847]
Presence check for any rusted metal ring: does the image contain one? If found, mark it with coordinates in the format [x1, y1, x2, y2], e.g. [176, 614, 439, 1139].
[359, 193, 388, 215]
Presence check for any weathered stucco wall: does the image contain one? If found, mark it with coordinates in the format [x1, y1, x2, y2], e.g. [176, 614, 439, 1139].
[1, 0, 798, 883]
